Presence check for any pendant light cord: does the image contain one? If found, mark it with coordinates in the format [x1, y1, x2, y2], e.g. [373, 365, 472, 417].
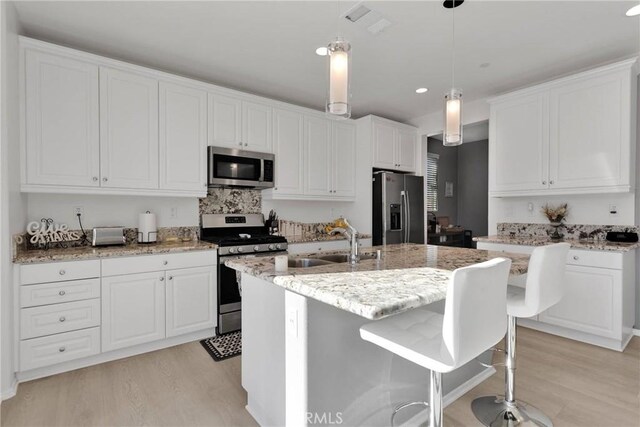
[451, 3, 456, 89]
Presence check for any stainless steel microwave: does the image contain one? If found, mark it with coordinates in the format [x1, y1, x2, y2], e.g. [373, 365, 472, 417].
[208, 146, 275, 189]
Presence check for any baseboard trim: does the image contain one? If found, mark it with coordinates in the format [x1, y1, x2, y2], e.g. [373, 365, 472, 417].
[1, 376, 18, 401]
[633, 328, 640, 337]
[443, 366, 496, 408]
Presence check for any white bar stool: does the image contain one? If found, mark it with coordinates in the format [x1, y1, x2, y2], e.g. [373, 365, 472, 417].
[472, 242, 570, 427]
[360, 258, 512, 427]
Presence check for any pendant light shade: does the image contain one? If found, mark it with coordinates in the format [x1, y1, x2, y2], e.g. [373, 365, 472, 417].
[444, 89, 463, 146]
[326, 37, 351, 119]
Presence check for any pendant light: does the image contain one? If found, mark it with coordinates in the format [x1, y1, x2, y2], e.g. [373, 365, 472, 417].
[326, 2, 352, 119]
[443, 0, 463, 146]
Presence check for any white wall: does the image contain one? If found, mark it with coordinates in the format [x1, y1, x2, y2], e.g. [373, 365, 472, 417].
[1, 0, 26, 399]
[27, 194, 199, 229]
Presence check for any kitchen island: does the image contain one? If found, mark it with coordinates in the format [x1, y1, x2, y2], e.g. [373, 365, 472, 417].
[227, 244, 530, 427]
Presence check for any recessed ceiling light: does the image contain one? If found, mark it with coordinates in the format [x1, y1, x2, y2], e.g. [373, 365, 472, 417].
[480, 62, 491, 68]
[626, 4, 640, 16]
[315, 47, 328, 56]
[415, 87, 428, 94]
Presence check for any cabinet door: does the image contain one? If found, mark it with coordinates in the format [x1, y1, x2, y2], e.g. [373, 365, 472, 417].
[208, 93, 242, 148]
[548, 73, 628, 189]
[242, 101, 272, 152]
[272, 108, 304, 195]
[24, 50, 100, 187]
[304, 116, 332, 196]
[489, 93, 549, 193]
[332, 121, 356, 198]
[372, 121, 397, 169]
[538, 265, 621, 339]
[396, 128, 417, 172]
[100, 68, 159, 189]
[102, 272, 165, 351]
[166, 266, 216, 337]
[159, 82, 207, 192]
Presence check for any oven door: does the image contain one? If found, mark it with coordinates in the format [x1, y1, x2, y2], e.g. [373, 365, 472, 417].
[208, 146, 274, 189]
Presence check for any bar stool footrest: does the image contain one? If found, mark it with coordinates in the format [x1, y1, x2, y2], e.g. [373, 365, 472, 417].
[391, 401, 429, 427]
[471, 395, 553, 427]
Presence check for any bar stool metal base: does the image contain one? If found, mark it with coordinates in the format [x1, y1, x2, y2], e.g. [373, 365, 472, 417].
[471, 396, 553, 427]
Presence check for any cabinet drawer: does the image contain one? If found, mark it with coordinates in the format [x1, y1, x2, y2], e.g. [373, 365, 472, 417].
[101, 250, 215, 276]
[21, 298, 101, 339]
[20, 327, 100, 371]
[566, 249, 622, 269]
[20, 260, 100, 285]
[20, 279, 100, 308]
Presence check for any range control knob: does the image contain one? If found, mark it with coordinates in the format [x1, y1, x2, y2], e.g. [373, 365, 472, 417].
[253, 245, 260, 252]
[276, 243, 283, 250]
[229, 248, 237, 254]
[268, 244, 276, 250]
[237, 247, 244, 253]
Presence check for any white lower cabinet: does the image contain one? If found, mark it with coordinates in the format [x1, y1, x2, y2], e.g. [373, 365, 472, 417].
[101, 272, 166, 352]
[476, 241, 635, 350]
[20, 327, 101, 371]
[166, 266, 216, 337]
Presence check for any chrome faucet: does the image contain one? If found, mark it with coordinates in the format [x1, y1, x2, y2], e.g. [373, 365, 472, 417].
[329, 218, 359, 265]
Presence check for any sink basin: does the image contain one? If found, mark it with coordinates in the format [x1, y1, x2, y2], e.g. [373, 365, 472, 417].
[288, 258, 333, 268]
[316, 253, 377, 263]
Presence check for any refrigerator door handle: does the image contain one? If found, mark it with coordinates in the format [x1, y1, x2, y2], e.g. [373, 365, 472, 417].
[401, 191, 407, 243]
[405, 190, 411, 243]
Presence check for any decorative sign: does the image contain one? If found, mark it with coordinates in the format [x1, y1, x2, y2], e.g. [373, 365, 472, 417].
[26, 218, 79, 245]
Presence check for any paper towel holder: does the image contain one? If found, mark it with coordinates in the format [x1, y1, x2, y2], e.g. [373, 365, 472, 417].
[138, 230, 158, 244]
[138, 210, 158, 244]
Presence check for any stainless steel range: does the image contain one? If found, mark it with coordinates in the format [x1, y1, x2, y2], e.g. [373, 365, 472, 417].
[200, 214, 287, 334]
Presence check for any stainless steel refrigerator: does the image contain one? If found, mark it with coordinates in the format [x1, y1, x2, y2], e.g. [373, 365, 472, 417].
[372, 172, 425, 246]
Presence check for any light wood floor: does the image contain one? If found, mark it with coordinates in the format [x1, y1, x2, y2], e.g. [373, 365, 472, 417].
[2, 328, 639, 427]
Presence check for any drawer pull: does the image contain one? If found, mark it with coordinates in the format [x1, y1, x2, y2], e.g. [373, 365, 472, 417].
[59, 270, 66, 276]
[168, 276, 173, 281]
[159, 277, 165, 282]
[573, 256, 579, 261]
[58, 290, 66, 296]
[163, 261, 168, 266]
[59, 347, 66, 353]
[59, 316, 66, 323]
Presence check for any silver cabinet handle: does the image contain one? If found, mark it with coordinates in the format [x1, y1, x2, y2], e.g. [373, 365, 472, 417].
[59, 290, 66, 296]
[59, 316, 66, 322]
[159, 277, 165, 282]
[542, 180, 547, 185]
[550, 180, 554, 185]
[92, 176, 98, 182]
[163, 260, 168, 265]
[59, 270, 66, 276]
[239, 142, 243, 146]
[59, 347, 66, 353]
[168, 276, 173, 280]
[274, 187, 278, 191]
[573, 255, 579, 260]
[103, 177, 108, 182]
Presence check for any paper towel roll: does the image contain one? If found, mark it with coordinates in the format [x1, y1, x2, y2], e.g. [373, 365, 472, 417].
[138, 211, 157, 243]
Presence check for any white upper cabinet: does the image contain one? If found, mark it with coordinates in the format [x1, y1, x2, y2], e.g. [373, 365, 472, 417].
[24, 50, 100, 187]
[332, 121, 357, 198]
[489, 58, 637, 197]
[208, 93, 242, 148]
[489, 93, 549, 193]
[371, 118, 418, 173]
[270, 108, 304, 195]
[548, 72, 630, 190]
[242, 101, 272, 152]
[100, 67, 159, 189]
[159, 82, 207, 192]
[304, 116, 332, 196]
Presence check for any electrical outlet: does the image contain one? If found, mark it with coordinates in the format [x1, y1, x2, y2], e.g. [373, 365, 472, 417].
[609, 205, 618, 216]
[170, 207, 178, 219]
[73, 206, 84, 216]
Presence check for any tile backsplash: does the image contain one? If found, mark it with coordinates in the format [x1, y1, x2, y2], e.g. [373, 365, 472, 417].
[199, 188, 261, 215]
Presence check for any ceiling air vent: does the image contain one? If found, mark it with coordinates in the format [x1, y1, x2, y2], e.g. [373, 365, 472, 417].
[344, 4, 371, 23]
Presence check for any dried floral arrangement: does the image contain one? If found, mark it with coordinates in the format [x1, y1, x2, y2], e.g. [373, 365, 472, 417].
[541, 203, 568, 224]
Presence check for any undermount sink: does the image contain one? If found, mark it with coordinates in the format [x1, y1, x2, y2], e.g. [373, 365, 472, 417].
[288, 253, 378, 268]
[316, 253, 377, 263]
[288, 258, 333, 268]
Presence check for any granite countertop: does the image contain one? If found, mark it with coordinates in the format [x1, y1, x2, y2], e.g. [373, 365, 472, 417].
[474, 235, 640, 252]
[14, 240, 217, 264]
[226, 243, 530, 320]
[285, 233, 373, 244]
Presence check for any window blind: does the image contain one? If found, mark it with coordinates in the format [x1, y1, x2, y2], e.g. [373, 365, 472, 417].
[426, 153, 439, 212]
